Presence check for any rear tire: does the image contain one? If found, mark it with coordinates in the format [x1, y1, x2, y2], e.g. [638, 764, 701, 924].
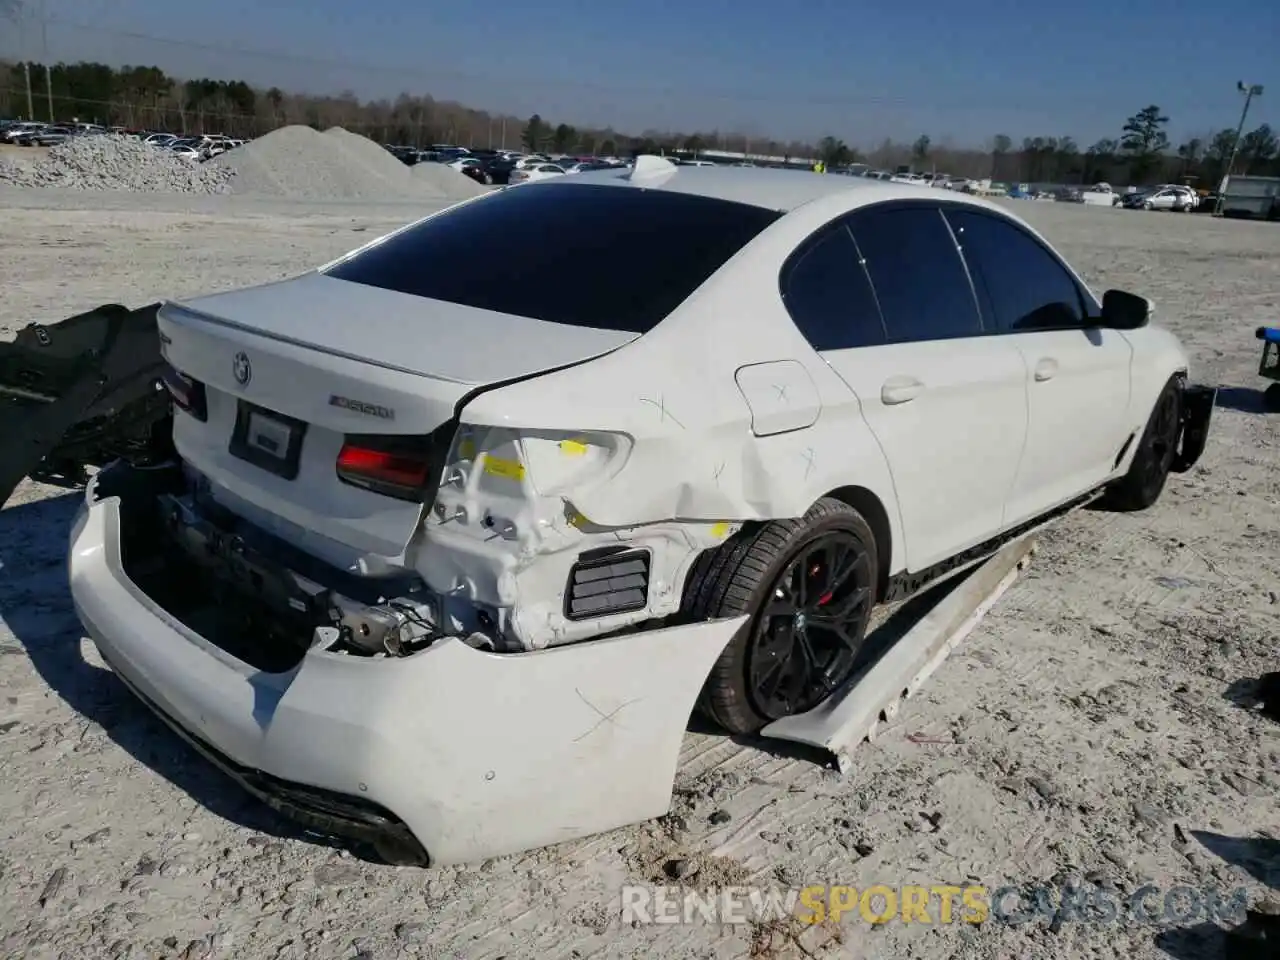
[684, 499, 878, 735]
[1102, 375, 1183, 511]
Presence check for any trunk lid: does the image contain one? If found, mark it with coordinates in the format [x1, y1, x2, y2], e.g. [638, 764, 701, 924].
[157, 272, 636, 563]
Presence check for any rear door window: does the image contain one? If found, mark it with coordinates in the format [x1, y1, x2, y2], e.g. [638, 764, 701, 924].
[781, 223, 887, 350]
[325, 183, 783, 333]
[944, 209, 1086, 332]
[845, 205, 983, 343]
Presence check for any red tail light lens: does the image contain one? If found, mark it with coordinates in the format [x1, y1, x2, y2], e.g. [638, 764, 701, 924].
[336, 435, 436, 501]
[161, 363, 207, 421]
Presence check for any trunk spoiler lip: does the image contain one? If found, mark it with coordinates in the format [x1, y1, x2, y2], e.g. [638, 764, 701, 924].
[159, 298, 472, 385]
[157, 298, 640, 427]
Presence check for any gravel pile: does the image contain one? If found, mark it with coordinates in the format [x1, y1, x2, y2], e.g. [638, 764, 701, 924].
[0, 134, 233, 193]
[209, 125, 474, 202]
[411, 159, 492, 199]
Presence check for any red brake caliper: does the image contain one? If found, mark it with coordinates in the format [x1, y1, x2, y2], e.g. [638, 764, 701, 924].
[811, 563, 833, 606]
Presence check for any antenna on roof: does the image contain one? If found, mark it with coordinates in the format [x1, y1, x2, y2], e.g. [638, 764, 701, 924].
[628, 154, 678, 184]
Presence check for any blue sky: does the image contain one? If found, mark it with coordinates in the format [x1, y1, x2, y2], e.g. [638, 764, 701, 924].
[3, 0, 1276, 147]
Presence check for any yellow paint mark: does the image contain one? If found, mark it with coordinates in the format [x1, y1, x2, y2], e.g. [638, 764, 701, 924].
[711, 522, 731, 539]
[458, 438, 476, 459]
[559, 438, 589, 456]
[567, 509, 588, 529]
[482, 454, 526, 481]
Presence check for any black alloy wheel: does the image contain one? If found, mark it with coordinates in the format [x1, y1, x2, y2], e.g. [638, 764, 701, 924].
[747, 531, 874, 720]
[1141, 385, 1181, 487]
[1101, 375, 1184, 512]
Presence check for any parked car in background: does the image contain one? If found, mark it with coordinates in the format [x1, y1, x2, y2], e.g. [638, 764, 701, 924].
[508, 162, 567, 184]
[564, 160, 617, 174]
[4, 121, 47, 145]
[448, 157, 485, 177]
[1123, 187, 1195, 211]
[28, 125, 74, 147]
[462, 156, 517, 185]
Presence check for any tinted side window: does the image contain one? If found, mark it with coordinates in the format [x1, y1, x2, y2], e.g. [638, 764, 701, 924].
[324, 183, 782, 333]
[781, 224, 886, 351]
[946, 209, 1085, 332]
[846, 206, 982, 343]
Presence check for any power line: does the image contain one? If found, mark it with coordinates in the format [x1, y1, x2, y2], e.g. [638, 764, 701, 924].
[29, 13, 1229, 117]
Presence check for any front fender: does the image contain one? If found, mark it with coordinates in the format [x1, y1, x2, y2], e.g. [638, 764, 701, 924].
[1122, 323, 1192, 419]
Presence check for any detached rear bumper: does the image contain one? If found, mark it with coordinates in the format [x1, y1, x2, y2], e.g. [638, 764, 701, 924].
[69, 490, 745, 866]
[1171, 382, 1216, 474]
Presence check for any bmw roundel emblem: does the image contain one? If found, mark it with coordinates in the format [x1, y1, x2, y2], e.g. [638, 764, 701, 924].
[232, 351, 252, 386]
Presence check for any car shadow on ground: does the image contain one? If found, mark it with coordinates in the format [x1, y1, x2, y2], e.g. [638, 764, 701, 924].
[0, 490, 383, 863]
[1192, 831, 1280, 889]
[1214, 386, 1274, 414]
[1153, 922, 1233, 960]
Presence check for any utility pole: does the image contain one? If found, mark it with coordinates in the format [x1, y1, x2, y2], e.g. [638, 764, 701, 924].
[1215, 81, 1264, 216]
[40, 0, 53, 122]
[23, 60, 34, 120]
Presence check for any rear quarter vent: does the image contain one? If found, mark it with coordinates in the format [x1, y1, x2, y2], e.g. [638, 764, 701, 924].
[564, 547, 651, 621]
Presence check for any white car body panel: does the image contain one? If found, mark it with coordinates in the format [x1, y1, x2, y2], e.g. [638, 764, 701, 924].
[820, 337, 1028, 572]
[1002, 328, 1134, 524]
[69, 493, 748, 865]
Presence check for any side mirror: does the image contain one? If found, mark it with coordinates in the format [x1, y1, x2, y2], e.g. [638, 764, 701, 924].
[1101, 289, 1153, 330]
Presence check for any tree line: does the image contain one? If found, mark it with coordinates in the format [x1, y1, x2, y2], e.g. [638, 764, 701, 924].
[2, 60, 1278, 187]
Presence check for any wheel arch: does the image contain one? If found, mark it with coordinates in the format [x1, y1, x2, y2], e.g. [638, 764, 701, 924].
[822, 484, 894, 601]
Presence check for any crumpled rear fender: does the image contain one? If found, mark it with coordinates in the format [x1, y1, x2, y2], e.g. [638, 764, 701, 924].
[456, 326, 906, 572]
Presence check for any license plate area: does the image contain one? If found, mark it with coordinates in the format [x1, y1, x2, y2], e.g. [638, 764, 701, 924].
[229, 400, 307, 480]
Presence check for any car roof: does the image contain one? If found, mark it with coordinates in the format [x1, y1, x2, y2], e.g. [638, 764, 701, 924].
[556, 158, 1001, 214]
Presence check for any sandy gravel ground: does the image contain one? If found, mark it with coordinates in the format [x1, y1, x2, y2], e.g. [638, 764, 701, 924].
[1, 189, 1278, 960]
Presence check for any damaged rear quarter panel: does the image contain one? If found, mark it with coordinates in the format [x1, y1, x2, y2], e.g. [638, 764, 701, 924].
[453, 231, 906, 566]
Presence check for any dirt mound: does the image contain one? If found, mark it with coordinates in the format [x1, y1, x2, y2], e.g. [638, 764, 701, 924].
[210, 125, 442, 201]
[411, 160, 492, 200]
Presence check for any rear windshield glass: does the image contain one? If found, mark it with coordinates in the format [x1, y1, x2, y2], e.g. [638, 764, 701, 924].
[324, 182, 783, 333]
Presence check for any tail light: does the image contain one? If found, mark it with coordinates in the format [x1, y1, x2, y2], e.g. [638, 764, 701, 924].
[161, 362, 207, 421]
[336, 433, 438, 502]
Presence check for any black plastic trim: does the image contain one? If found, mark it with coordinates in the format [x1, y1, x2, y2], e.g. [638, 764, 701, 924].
[99, 655, 429, 865]
[883, 486, 1103, 604]
[1171, 383, 1216, 474]
[229, 400, 308, 481]
[563, 546, 652, 621]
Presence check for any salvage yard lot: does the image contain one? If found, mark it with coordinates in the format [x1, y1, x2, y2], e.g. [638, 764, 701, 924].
[1, 190, 1278, 960]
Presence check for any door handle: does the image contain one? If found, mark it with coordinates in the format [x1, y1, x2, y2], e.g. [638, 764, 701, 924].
[881, 375, 924, 405]
[1033, 358, 1059, 381]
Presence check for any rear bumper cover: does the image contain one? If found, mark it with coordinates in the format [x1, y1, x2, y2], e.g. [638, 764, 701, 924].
[1171, 382, 1216, 474]
[69, 490, 745, 865]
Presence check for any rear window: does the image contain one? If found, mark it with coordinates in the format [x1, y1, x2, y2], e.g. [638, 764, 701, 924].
[324, 182, 783, 333]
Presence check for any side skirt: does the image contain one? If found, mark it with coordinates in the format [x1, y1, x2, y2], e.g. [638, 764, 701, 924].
[882, 486, 1105, 605]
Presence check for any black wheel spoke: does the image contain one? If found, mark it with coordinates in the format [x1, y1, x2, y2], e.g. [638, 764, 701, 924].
[746, 529, 875, 721]
[764, 599, 796, 618]
[810, 586, 871, 623]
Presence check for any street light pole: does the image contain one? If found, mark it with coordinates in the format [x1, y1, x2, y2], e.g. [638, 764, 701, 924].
[40, 0, 54, 123]
[1215, 81, 1264, 216]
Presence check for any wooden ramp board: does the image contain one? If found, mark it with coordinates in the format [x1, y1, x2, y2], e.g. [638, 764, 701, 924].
[759, 535, 1036, 773]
